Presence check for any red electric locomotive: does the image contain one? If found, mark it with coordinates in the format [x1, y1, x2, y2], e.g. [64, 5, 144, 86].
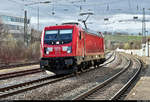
[40, 22, 105, 75]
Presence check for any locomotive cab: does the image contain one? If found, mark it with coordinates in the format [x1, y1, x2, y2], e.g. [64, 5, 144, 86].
[40, 24, 79, 74]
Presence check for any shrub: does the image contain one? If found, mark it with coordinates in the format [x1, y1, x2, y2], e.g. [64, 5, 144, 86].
[25, 42, 40, 60]
[0, 34, 40, 63]
[123, 43, 130, 49]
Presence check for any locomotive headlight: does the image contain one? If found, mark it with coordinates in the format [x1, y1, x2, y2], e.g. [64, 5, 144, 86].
[46, 47, 53, 54]
[62, 46, 68, 51]
[67, 46, 72, 53]
[62, 46, 72, 53]
[47, 47, 53, 52]
[46, 51, 49, 55]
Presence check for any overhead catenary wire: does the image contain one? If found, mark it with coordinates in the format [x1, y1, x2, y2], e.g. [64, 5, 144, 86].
[5, 0, 130, 16]
[6, 0, 61, 25]
[5, 0, 150, 31]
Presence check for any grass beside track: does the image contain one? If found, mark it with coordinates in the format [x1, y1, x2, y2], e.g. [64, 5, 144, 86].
[104, 35, 142, 43]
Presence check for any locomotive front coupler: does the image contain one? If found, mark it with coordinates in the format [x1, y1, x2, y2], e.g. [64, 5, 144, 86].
[40, 59, 49, 68]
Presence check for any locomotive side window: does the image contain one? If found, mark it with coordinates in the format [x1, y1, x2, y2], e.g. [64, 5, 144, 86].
[79, 31, 82, 40]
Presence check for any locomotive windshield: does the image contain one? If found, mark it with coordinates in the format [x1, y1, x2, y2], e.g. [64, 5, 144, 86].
[44, 29, 72, 45]
[44, 30, 58, 40]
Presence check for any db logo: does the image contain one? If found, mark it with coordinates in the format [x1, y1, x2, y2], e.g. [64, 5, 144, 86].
[54, 47, 61, 51]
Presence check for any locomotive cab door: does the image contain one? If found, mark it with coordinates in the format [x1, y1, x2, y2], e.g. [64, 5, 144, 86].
[82, 31, 86, 57]
[78, 30, 85, 57]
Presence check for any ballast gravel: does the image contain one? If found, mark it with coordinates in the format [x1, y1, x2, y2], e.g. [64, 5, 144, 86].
[0, 71, 53, 89]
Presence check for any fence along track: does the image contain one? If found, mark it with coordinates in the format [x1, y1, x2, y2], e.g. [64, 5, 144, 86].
[0, 52, 116, 99]
[72, 53, 131, 100]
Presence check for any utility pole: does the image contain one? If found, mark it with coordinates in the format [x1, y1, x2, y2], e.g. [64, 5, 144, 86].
[142, 8, 148, 56]
[107, 4, 109, 11]
[148, 38, 150, 57]
[24, 10, 28, 46]
[147, 32, 149, 57]
[142, 8, 146, 47]
[137, 4, 139, 11]
[142, 8, 146, 44]
[37, 1, 39, 32]
[24, 1, 51, 39]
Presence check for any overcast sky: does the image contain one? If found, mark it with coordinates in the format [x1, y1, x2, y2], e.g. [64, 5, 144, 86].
[1, 0, 150, 34]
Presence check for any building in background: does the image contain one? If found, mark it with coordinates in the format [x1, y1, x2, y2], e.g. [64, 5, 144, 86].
[0, 13, 31, 40]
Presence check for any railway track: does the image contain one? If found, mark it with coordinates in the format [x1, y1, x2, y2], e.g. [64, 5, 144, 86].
[0, 52, 116, 99]
[0, 68, 43, 80]
[0, 74, 74, 99]
[100, 51, 115, 66]
[110, 55, 142, 100]
[72, 53, 142, 100]
[0, 61, 39, 70]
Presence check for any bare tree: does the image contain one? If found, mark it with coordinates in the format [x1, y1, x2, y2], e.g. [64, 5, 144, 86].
[0, 19, 4, 36]
[0, 19, 9, 39]
[30, 28, 41, 43]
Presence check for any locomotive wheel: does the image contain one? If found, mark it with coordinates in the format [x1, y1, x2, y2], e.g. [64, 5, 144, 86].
[78, 64, 83, 72]
[73, 66, 78, 75]
[80, 67, 85, 72]
[80, 66, 86, 72]
[100, 58, 106, 64]
[93, 61, 97, 68]
[90, 61, 94, 67]
[94, 60, 99, 68]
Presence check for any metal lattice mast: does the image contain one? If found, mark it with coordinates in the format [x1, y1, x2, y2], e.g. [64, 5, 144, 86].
[142, 8, 146, 44]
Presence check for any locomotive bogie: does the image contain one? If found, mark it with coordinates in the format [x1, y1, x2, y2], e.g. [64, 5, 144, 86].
[40, 54, 105, 74]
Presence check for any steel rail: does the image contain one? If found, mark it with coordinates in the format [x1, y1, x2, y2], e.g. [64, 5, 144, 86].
[110, 56, 142, 100]
[105, 51, 114, 60]
[0, 68, 42, 80]
[72, 53, 131, 100]
[99, 51, 115, 67]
